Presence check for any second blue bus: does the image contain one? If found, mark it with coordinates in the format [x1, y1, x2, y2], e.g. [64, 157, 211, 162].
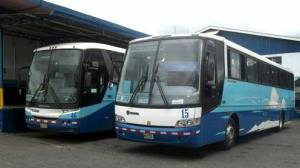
[25, 42, 125, 134]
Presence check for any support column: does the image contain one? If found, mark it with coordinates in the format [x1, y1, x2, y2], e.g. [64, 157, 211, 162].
[0, 29, 3, 108]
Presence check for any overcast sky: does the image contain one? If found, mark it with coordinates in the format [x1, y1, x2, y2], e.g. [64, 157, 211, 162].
[46, 0, 300, 37]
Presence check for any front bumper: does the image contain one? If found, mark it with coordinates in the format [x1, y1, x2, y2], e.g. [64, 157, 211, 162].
[25, 116, 80, 134]
[115, 123, 203, 148]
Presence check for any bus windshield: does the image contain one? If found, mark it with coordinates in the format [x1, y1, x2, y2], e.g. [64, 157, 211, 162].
[26, 50, 82, 106]
[117, 38, 202, 106]
[295, 78, 300, 110]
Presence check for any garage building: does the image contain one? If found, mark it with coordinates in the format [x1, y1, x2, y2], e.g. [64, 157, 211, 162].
[0, 0, 148, 132]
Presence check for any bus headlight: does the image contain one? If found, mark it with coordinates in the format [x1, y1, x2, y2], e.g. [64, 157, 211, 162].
[115, 115, 126, 123]
[63, 109, 80, 113]
[175, 118, 200, 127]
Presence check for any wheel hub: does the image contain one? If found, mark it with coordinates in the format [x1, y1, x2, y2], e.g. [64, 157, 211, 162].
[279, 118, 283, 128]
[226, 124, 235, 143]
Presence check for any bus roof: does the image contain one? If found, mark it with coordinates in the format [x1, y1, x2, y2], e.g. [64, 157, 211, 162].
[130, 33, 293, 74]
[34, 42, 126, 53]
[129, 33, 224, 43]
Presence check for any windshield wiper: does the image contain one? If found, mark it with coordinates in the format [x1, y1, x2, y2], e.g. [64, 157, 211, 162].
[154, 75, 168, 106]
[149, 63, 168, 106]
[33, 73, 67, 112]
[29, 73, 48, 106]
[45, 80, 66, 112]
[29, 82, 43, 106]
[129, 64, 149, 105]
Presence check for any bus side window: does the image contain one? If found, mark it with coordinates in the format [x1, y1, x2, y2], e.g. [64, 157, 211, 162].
[106, 51, 124, 83]
[228, 50, 242, 80]
[112, 61, 123, 82]
[271, 67, 279, 87]
[246, 57, 259, 83]
[261, 63, 271, 85]
[280, 70, 287, 89]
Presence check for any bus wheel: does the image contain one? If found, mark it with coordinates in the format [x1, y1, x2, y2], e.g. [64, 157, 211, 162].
[218, 118, 237, 150]
[276, 112, 285, 132]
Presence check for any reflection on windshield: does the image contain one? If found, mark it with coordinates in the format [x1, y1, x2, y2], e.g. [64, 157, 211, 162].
[117, 39, 202, 106]
[26, 50, 82, 105]
[26, 51, 50, 103]
[296, 78, 300, 101]
[296, 87, 300, 100]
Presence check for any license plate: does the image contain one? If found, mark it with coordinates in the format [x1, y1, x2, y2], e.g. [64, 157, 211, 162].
[40, 123, 48, 129]
[143, 133, 154, 140]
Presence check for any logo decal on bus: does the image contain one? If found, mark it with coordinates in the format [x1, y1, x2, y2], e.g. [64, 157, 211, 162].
[126, 110, 139, 116]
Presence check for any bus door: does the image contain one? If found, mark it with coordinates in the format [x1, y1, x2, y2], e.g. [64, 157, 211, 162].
[82, 49, 109, 107]
[202, 40, 225, 143]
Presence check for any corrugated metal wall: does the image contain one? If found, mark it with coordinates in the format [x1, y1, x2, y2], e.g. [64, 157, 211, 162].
[0, 30, 3, 108]
[3, 34, 40, 81]
[0, 29, 3, 87]
[219, 31, 300, 55]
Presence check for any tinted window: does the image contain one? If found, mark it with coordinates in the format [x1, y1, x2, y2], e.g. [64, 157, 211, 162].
[279, 70, 287, 88]
[83, 50, 106, 90]
[295, 78, 300, 99]
[228, 50, 242, 80]
[261, 63, 271, 85]
[246, 57, 258, 83]
[288, 73, 294, 90]
[271, 67, 279, 87]
[106, 51, 124, 82]
[82, 49, 109, 107]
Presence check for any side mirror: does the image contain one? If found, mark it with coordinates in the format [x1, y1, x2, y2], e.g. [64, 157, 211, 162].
[206, 81, 216, 89]
[108, 82, 114, 90]
[83, 63, 88, 71]
[207, 63, 215, 80]
[205, 64, 216, 97]
[110, 77, 119, 84]
[109, 66, 120, 84]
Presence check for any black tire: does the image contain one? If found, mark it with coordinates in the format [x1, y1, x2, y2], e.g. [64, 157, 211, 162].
[276, 112, 285, 132]
[217, 118, 237, 150]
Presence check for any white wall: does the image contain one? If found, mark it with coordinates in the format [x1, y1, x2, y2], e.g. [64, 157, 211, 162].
[3, 35, 41, 80]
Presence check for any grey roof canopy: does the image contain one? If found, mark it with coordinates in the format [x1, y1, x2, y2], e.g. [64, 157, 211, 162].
[0, 0, 148, 48]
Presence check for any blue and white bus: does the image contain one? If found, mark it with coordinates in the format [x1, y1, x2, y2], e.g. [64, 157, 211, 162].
[25, 43, 125, 134]
[115, 34, 294, 148]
